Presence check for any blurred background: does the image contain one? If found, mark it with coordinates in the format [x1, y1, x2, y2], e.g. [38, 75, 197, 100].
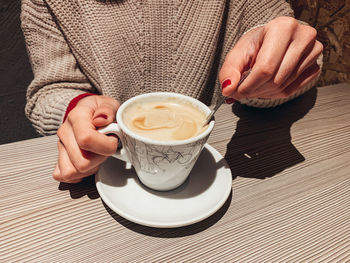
[287, 0, 350, 85]
[0, 0, 349, 144]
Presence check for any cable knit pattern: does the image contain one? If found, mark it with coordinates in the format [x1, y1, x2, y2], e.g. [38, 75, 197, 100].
[21, 0, 317, 135]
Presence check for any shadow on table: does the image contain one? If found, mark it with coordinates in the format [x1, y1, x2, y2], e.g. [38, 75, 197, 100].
[102, 191, 232, 238]
[58, 175, 100, 199]
[225, 87, 317, 179]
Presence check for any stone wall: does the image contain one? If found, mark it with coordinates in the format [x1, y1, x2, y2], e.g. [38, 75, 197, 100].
[288, 0, 350, 85]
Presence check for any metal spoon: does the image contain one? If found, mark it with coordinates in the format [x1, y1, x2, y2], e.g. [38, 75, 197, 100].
[204, 70, 251, 126]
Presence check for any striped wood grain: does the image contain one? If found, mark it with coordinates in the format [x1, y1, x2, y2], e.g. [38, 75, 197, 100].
[0, 84, 349, 262]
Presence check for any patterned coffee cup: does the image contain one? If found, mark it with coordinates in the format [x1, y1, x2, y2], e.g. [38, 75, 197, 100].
[98, 92, 215, 191]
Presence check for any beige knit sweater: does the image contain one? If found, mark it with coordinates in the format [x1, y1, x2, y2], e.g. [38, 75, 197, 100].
[21, 0, 315, 135]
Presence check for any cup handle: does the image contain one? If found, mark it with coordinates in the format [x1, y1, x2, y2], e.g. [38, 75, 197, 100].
[98, 123, 130, 164]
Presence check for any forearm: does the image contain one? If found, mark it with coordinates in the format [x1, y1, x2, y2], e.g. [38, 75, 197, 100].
[25, 86, 89, 135]
[22, 0, 96, 135]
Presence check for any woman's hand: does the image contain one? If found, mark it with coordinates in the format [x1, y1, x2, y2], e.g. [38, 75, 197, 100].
[219, 16, 323, 100]
[53, 95, 120, 183]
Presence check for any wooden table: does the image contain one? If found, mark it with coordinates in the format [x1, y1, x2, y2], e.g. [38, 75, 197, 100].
[1, 84, 349, 262]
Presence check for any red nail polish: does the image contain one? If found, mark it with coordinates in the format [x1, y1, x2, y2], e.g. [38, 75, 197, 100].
[225, 98, 236, 104]
[222, 79, 231, 90]
[81, 149, 92, 159]
[95, 114, 108, 120]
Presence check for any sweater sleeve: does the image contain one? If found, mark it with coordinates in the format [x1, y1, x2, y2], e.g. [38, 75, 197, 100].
[240, 0, 294, 35]
[236, 0, 322, 108]
[21, 0, 96, 135]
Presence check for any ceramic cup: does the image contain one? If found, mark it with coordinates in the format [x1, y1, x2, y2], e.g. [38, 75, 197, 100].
[98, 92, 215, 191]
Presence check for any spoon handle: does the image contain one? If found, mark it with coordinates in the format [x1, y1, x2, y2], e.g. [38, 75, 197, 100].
[204, 70, 251, 125]
[204, 96, 226, 125]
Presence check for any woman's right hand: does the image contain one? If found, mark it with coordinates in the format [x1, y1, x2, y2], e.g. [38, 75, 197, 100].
[53, 95, 120, 183]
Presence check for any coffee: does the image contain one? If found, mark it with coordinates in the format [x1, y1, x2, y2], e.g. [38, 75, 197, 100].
[123, 100, 208, 141]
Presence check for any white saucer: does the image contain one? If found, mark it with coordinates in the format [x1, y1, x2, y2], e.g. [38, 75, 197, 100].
[95, 144, 232, 228]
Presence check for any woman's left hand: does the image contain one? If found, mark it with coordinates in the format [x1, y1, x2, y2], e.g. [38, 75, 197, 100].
[219, 16, 323, 100]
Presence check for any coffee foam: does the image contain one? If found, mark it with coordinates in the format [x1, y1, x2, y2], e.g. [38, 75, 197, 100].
[123, 100, 207, 141]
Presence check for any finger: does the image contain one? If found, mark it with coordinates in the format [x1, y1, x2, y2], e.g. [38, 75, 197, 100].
[236, 20, 297, 98]
[273, 28, 316, 87]
[68, 109, 118, 155]
[57, 124, 108, 174]
[273, 34, 321, 91]
[219, 28, 263, 97]
[92, 102, 118, 127]
[52, 164, 62, 181]
[288, 40, 323, 83]
[219, 52, 247, 98]
[257, 61, 320, 99]
[53, 165, 81, 184]
[281, 62, 321, 97]
[253, 41, 322, 99]
[54, 140, 84, 183]
[93, 114, 110, 128]
[237, 17, 298, 98]
[56, 140, 102, 183]
[268, 41, 322, 97]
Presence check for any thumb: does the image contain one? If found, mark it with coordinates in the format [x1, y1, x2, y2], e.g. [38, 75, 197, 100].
[219, 59, 242, 98]
[219, 32, 261, 99]
[92, 101, 119, 128]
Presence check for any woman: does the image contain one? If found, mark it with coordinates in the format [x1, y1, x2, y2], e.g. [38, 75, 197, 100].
[21, 0, 323, 183]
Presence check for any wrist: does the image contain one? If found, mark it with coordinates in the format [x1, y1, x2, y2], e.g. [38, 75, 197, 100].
[63, 93, 96, 122]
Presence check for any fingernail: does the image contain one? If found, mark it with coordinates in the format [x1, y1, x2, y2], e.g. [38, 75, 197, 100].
[225, 98, 236, 104]
[221, 79, 231, 90]
[81, 149, 92, 159]
[95, 114, 108, 120]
